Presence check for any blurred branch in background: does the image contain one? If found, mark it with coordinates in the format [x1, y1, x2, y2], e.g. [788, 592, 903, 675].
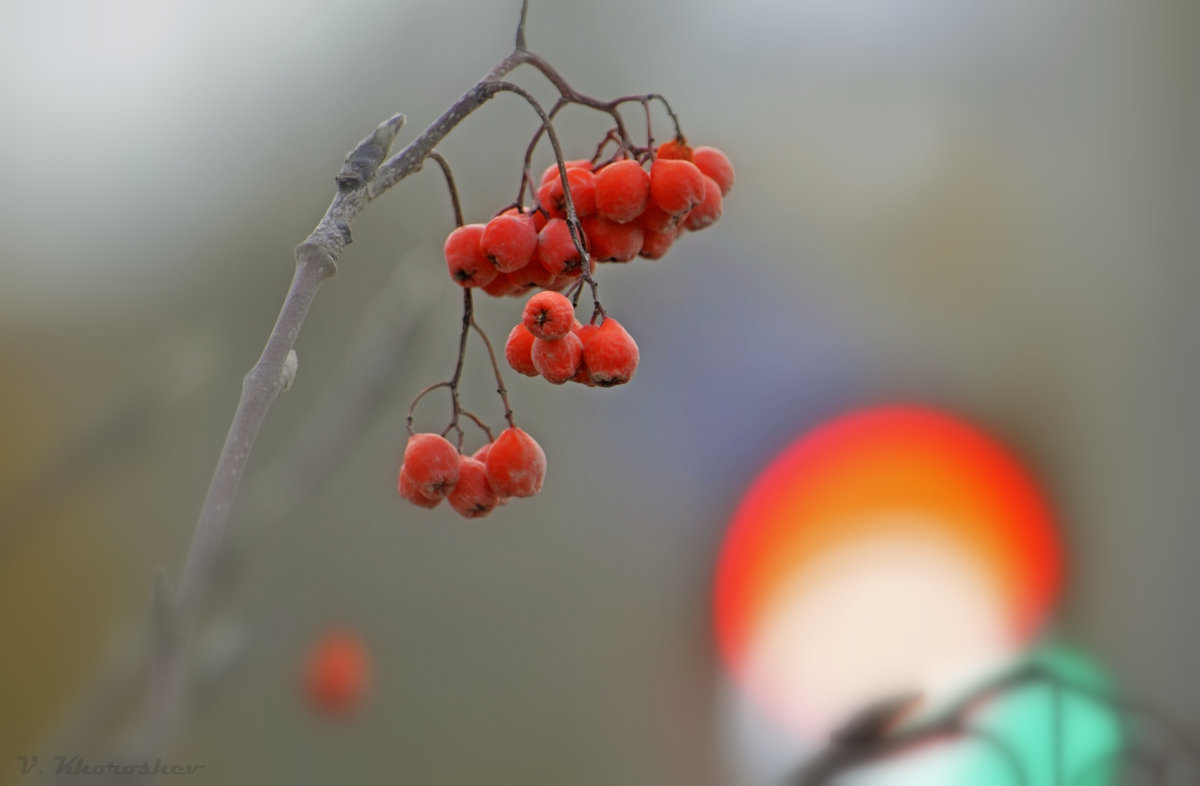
[789, 658, 1200, 785]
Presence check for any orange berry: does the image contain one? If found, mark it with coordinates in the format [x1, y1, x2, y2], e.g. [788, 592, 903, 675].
[398, 466, 442, 509]
[594, 159, 651, 223]
[540, 159, 593, 186]
[507, 256, 558, 291]
[444, 224, 497, 288]
[482, 212, 539, 273]
[638, 226, 679, 260]
[649, 158, 706, 216]
[481, 271, 522, 298]
[581, 215, 644, 263]
[638, 200, 686, 234]
[447, 456, 501, 518]
[485, 427, 546, 498]
[402, 433, 460, 499]
[692, 146, 734, 196]
[682, 175, 723, 231]
[532, 332, 583, 384]
[540, 167, 596, 219]
[504, 323, 539, 377]
[522, 291, 576, 340]
[303, 628, 371, 717]
[581, 317, 639, 387]
[656, 138, 695, 162]
[537, 218, 590, 277]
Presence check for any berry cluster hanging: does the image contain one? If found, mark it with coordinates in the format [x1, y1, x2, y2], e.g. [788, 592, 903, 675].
[400, 85, 733, 518]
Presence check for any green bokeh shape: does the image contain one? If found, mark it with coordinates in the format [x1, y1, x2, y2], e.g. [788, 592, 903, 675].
[957, 645, 1123, 786]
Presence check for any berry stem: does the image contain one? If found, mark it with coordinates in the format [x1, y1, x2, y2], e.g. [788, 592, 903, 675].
[426, 150, 464, 228]
[470, 318, 515, 429]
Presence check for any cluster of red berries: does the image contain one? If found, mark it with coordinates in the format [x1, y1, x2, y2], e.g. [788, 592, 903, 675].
[443, 140, 733, 295]
[397, 427, 547, 518]
[504, 291, 639, 387]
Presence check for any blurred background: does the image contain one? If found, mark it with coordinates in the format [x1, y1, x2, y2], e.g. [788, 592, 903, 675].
[1, 0, 1196, 783]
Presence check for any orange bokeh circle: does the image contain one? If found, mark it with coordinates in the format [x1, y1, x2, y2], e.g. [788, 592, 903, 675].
[714, 405, 1063, 677]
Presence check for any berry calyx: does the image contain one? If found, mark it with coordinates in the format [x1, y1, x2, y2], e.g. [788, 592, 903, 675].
[522, 291, 576, 341]
[485, 427, 546, 498]
[581, 317, 639, 387]
[447, 456, 501, 518]
[531, 332, 584, 384]
[444, 224, 498, 288]
[401, 433, 461, 498]
[594, 159, 651, 224]
[303, 628, 371, 718]
[482, 212, 539, 273]
[691, 146, 734, 196]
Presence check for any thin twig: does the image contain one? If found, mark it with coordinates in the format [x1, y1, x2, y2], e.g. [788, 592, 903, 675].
[426, 150, 464, 227]
[138, 43, 534, 761]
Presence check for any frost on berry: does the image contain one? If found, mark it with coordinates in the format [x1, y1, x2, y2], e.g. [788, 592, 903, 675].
[594, 159, 651, 224]
[505, 323, 539, 376]
[531, 332, 583, 384]
[485, 427, 547, 498]
[649, 158, 706, 216]
[398, 467, 443, 509]
[522, 291, 575, 341]
[303, 628, 371, 718]
[581, 317, 639, 387]
[402, 433, 461, 498]
[482, 212, 539, 273]
[682, 175, 723, 231]
[692, 146, 734, 196]
[447, 456, 501, 518]
[444, 224, 497, 288]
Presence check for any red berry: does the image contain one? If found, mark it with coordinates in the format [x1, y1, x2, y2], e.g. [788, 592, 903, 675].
[692, 146, 734, 196]
[581, 215, 644, 263]
[522, 291, 576, 340]
[398, 466, 442, 509]
[472, 442, 492, 463]
[540, 168, 596, 219]
[402, 433, 460, 498]
[444, 224, 498, 288]
[504, 323, 539, 377]
[581, 317, 639, 387]
[502, 205, 547, 233]
[638, 200, 686, 234]
[649, 159, 706, 216]
[656, 138, 695, 162]
[639, 226, 679, 260]
[540, 159, 593, 186]
[682, 175, 723, 231]
[481, 271, 522, 298]
[537, 218, 590, 277]
[509, 257, 559, 291]
[303, 628, 371, 717]
[532, 332, 583, 384]
[482, 212, 538, 273]
[594, 159, 651, 223]
[447, 456, 501, 518]
[485, 427, 546, 498]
